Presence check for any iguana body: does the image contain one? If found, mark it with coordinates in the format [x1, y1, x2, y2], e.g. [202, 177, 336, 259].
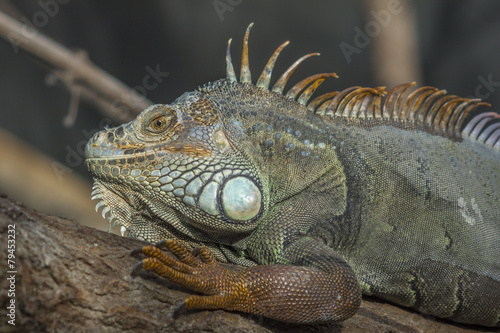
[85, 24, 500, 326]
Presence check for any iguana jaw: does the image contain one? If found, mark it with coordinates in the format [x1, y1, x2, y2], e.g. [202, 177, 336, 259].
[90, 178, 198, 243]
[90, 180, 134, 236]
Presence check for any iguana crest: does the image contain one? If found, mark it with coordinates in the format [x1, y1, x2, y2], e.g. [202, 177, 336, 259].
[224, 23, 500, 146]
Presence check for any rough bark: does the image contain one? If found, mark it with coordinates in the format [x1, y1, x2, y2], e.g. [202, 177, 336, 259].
[0, 195, 495, 333]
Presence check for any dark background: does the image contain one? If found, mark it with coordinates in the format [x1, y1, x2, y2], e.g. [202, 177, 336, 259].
[1, 0, 499, 228]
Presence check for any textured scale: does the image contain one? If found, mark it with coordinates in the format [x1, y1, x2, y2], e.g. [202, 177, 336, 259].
[85, 24, 500, 327]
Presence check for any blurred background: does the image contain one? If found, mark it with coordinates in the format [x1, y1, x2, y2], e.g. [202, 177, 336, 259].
[0, 0, 499, 232]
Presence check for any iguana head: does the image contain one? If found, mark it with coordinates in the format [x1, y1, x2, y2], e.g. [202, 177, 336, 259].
[85, 89, 266, 244]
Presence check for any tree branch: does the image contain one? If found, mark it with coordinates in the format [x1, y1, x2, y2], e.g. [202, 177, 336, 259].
[0, 10, 152, 123]
[0, 196, 485, 333]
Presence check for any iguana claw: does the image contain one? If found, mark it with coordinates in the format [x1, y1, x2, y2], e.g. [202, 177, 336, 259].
[130, 247, 145, 257]
[130, 259, 145, 277]
[173, 300, 187, 319]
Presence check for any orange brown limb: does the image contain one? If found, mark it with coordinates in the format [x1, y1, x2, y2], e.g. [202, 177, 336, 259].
[131, 239, 361, 324]
[132, 239, 241, 296]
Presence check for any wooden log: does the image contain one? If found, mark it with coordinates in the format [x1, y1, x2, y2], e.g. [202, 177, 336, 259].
[0, 196, 491, 332]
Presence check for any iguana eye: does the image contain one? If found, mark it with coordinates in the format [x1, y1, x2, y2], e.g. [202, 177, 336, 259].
[148, 115, 171, 133]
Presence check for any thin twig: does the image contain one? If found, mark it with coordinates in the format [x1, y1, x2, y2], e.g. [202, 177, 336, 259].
[62, 85, 81, 128]
[0, 10, 152, 122]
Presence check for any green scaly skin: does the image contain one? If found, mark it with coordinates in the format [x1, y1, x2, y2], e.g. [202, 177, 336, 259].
[85, 26, 500, 326]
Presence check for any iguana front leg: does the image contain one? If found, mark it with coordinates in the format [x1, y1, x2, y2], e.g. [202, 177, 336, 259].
[132, 238, 361, 324]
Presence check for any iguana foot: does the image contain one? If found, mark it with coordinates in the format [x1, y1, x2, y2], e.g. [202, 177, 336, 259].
[131, 239, 361, 324]
[131, 239, 250, 312]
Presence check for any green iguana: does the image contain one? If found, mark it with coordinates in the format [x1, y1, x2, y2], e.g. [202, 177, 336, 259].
[85, 24, 500, 327]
